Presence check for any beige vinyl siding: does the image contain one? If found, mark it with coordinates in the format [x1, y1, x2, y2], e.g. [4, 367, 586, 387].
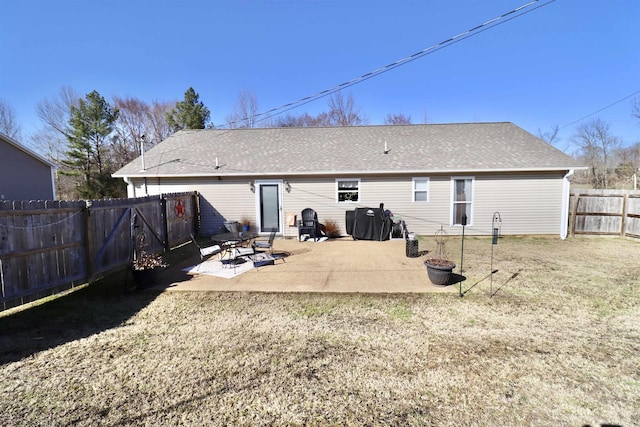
[126, 171, 566, 238]
[284, 173, 565, 237]
[472, 172, 565, 236]
[130, 177, 257, 235]
[197, 180, 256, 235]
[281, 179, 340, 237]
[397, 173, 565, 236]
[282, 176, 445, 237]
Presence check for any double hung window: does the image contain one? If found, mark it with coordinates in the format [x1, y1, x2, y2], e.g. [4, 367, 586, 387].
[412, 178, 429, 202]
[452, 177, 473, 225]
[337, 179, 359, 203]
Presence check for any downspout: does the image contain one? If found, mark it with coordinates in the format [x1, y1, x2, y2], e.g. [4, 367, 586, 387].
[123, 176, 135, 198]
[51, 167, 57, 200]
[560, 169, 574, 240]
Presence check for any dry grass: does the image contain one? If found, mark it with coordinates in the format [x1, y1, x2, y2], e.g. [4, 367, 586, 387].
[1, 237, 638, 426]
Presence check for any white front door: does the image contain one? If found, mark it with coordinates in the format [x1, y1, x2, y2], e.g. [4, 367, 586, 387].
[255, 181, 282, 234]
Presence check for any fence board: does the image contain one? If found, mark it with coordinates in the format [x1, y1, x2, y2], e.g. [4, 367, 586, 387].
[626, 195, 640, 238]
[164, 193, 197, 248]
[1, 192, 198, 311]
[570, 191, 640, 238]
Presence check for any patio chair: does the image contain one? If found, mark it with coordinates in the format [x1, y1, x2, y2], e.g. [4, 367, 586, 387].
[190, 234, 222, 260]
[298, 208, 320, 241]
[252, 228, 276, 254]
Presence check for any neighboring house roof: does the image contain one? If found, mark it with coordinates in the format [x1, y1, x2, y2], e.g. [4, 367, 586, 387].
[113, 122, 584, 178]
[0, 133, 57, 169]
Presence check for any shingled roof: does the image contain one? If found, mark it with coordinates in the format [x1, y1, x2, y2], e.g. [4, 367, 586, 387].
[113, 122, 583, 178]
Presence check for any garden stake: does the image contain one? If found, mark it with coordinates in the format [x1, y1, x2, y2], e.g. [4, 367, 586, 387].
[490, 212, 502, 298]
[459, 213, 467, 297]
[491, 270, 522, 298]
[462, 269, 499, 296]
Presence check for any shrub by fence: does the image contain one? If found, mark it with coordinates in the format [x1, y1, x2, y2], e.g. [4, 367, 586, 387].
[569, 190, 640, 238]
[0, 192, 198, 311]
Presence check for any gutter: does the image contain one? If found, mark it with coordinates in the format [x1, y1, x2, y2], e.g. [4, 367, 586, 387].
[560, 169, 574, 240]
[113, 166, 588, 179]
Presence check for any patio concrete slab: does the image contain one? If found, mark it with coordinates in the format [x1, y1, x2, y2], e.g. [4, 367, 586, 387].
[160, 237, 459, 294]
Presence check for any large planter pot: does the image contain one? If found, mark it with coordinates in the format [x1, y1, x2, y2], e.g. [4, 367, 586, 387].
[424, 259, 456, 286]
[131, 267, 161, 289]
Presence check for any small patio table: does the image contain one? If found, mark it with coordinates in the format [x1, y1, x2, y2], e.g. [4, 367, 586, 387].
[211, 231, 258, 267]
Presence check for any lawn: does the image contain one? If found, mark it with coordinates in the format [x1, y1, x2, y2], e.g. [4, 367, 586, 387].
[0, 237, 638, 426]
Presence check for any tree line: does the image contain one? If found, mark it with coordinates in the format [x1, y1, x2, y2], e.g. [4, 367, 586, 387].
[0, 88, 639, 199]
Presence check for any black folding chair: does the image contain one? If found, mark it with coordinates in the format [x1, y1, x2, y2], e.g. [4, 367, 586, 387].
[190, 234, 222, 260]
[252, 228, 276, 254]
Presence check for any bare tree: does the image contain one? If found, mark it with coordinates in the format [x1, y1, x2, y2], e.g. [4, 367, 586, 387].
[614, 142, 640, 185]
[572, 118, 621, 189]
[632, 96, 640, 122]
[0, 98, 22, 140]
[275, 112, 323, 127]
[384, 113, 412, 125]
[273, 92, 366, 128]
[226, 90, 261, 128]
[112, 96, 146, 166]
[326, 92, 366, 126]
[147, 99, 175, 142]
[31, 86, 79, 164]
[536, 125, 560, 145]
[112, 96, 175, 168]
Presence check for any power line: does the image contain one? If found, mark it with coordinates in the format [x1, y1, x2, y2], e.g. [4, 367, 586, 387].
[559, 90, 640, 130]
[224, 0, 555, 127]
[146, 0, 555, 167]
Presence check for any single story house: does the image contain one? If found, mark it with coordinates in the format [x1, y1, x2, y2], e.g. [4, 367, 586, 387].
[113, 122, 585, 239]
[0, 133, 57, 201]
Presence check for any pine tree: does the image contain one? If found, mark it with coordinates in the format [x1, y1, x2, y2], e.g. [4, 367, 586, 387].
[166, 87, 211, 132]
[62, 90, 120, 199]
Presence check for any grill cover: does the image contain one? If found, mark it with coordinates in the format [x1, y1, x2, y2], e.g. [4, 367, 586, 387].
[351, 207, 391, 241]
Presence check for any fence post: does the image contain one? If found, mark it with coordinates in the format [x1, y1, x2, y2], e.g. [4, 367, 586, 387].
[621, 194, 628, 238]
[569, 193, 579, 237]
[193, 192, 200, 235]
[161, 196, 170, 252]
[84, 200, 95, 280]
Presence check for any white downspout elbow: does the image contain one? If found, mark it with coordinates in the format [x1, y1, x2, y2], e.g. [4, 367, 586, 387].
[560, 169, 574, 240]
[123, 176, 135, 198]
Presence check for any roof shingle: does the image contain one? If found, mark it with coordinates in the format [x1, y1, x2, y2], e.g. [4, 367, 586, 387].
[113, 122, 584, 177]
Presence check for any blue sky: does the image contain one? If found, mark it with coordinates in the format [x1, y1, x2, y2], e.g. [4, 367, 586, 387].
[1, 0, 639, 154]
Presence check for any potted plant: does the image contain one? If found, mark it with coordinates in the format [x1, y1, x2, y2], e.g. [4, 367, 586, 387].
[131, 250, 167, 288]
[424, 226, 456, 286]
[322, 219, 341, 239]
[240, 217, 252, 232]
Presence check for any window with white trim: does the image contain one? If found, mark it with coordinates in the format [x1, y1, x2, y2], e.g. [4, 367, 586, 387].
[452, 177, 473, 225]
[337, 179, 359, 203]
[412, 177, 429, 202]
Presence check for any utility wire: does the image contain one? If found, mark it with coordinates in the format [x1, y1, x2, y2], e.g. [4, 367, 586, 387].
[147, 0, 554, 168]
[224, 0, 555, 127]
[559, 90, 640, 130]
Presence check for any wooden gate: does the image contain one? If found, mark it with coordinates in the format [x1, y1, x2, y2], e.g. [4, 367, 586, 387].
[0, 192, 198, 310]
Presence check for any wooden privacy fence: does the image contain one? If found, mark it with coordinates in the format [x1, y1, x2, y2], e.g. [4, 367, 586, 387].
[569, 190, 640, 238]
[0, 192, 198, 311]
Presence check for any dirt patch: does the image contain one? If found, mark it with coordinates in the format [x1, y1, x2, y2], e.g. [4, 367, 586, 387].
[0, 237, 638, 426]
